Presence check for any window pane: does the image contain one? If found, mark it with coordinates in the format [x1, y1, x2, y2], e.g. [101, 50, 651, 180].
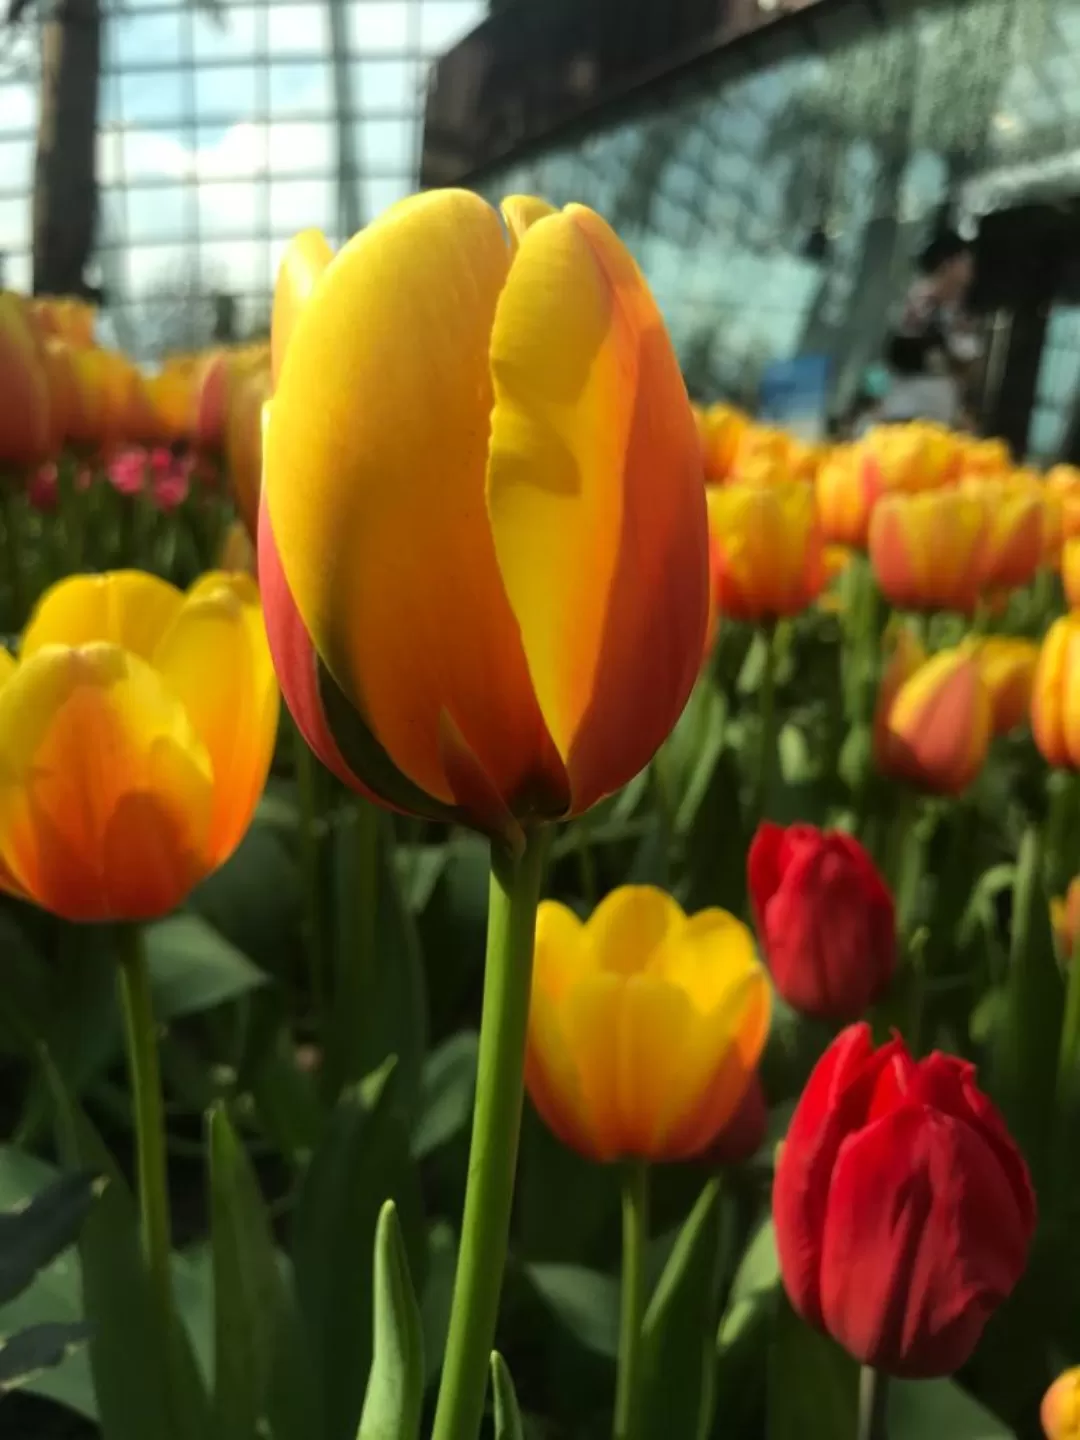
[195, 66, 259, 122]
[269, 63, 332, 116]
[268, 5, 330, 56]
[113, 9, 183, 65]
[0, 138, 33, 195]
[202, 239, 268, 293]
[126, 184, 192, 241]
[268, 121, 335, 175]
[356, 117, 415, 171]
[126, 244, 187, 298]
[270, 178, 333, 233]
[119, 70, 186, 125]
[193, 7, 259, 61]
[350, 59, 419, 112]
[419, 0, 484, 55]
[0, 196, 30, 251]
[347, 3, 410, 53]
[0, 81, 35, 136]
[197, 180, 260, 237]
[363, 174, 412, 221]
[123, 128, 189, 182]
[196, 123, 266, 180]
[2, 251, 30, 292]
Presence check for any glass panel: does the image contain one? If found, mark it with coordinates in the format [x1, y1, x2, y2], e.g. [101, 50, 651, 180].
[197, 179, 260, 236]
[418, 0, 484, 55]
[268, 121, 335, 174]
[126, 184, 192, 241]
[347, 2, 410, 54]
[195, 66, 259, 122]
[269, 63, 333, 116]
[196, 124, 267, 180]
[192, 7, 260, 62]
[113, 9, 184, 65]
[268, 5, 330, 56]
[356, 116, 415, 171]
[363, 174, 413, 221]
[126, 243, 188, 298]
[2, 251, 31, 292]
[350, 59, 418, 112]
[0, 81, 35, 137]
[0, 138, 34, 195]
[118, 70, 186, 125]
[202, 238, 268, 293]
[0, 196, 30, 251]
[270, 178, 334, 233]
[123, 128, 190, 182]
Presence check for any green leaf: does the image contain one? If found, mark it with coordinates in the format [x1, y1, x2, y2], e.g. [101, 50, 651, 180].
[358, 1201, 424, 1440]
[192, 820, 303, 980]
[420, 1223, 457, 1388]
[0, 1148, 96, 1420]
[43, 1056, 211, 1440]
[145, 914, 267, 1019]
[523, 1265, 619, 1359]
[766, 1295, 857, 1440]
[209, 1105, 310, 1440]
[989, 826, 1064, 1189]
[292, 1061, 425, 1440]
[490, 1351, 525, 1440]
[889, 1378, 1014, 1439]
[0, 1168, 100, 1305]
[0, 1320, 89, 1395]
[640, 1180, 724, 1440]
[412, 1031, 477, 1160]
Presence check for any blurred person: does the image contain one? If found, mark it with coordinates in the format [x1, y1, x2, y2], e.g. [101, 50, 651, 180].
[879, 231, 981, 429]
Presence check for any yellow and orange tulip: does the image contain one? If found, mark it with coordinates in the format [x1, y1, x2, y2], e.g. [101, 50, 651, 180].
[965, 637, 1039, 737]
[817, 444, 872, 547]
[868, 490, 987, 613]
[1052, 881, 1080, 966]
[706, 480, 824, 621]
[0, 293, 53, 466]
[524, 887, 770, 1162]
[964, 478, 1043, 593]
[875, 645, 992, 795]
[699, 402, 749, 484]
[261, 192, 708, 845]
[859, 421, 958, 500]
[1032, 614, 1080, 770]
[0, 570, 278, 922]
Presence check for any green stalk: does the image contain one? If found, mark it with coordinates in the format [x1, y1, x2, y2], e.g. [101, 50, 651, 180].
[292, 724, 326, 1029]
[116, 926, 173, 1335]
[1, 482, 27, 628]
[613, 1162, 650, 1440]
[1056, 919, 1080, 1140]
[328, 792, 380, 1095]
[431, 830, 547, 1440]
[754, 623, 778, 823]
[856, 1366, 889, 1440]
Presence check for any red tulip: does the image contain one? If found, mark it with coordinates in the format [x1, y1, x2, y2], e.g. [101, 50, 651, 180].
[773, 1024, 1035, 1379]
[748, 823, 895, 1022]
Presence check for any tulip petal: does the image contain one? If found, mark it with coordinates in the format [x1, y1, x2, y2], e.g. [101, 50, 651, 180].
[584, 884, 686, 976]
[266, 188, 568, 818]
[153, 573, 279, 864]
[500, 195, 556, 250]
[271, 228, 334, 388]
[0, 644, 213, 921]
[21, 571, 185, 663]
[487, 205, 707, 810]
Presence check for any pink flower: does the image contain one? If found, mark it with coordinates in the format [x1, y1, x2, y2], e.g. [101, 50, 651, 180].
[153, 470, 190, 512]
[108, 448, 146, 497]
[27, 464, 58, 513]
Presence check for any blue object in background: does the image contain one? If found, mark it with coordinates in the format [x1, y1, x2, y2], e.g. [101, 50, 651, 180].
[757, 354, 833, 440]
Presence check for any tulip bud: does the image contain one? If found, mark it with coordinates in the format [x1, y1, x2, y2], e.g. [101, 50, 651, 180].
[817, 445, 871, 547]
[1043, 1367, 1080, 1439]
[876, 647, 992, 795]
[707, 480, 824, 621]
[700, 403, 748, 484]
[774, 1024, 1035, 1378]
[525, 887, 770, 1162]
[748, 822, 895, 1022]
[1032, 615, 1080, 769]
[869, 490, 988, 613]
[967, 479, 1043, 593]
[1052, 877, 1080, 965]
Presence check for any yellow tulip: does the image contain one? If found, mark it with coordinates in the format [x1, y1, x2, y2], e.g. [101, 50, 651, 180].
[1043, 1367, 1080, 1439]
[525, 887, 770, 1162]
[964, 636, 1039, 737]
[0, 570, 278, 921]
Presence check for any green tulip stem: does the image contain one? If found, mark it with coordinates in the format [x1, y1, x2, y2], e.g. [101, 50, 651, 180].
[431, 830, 547, 1440]
[1056, 913, 1080, 1139]
[1, 481, 27, 628]
[116, 925, 174, 1339]
[337, 791, 380, 1091]
[754, 622, 778, 822]
[613, 1161, 650, 1440]
[857, 1365, 889, 1440]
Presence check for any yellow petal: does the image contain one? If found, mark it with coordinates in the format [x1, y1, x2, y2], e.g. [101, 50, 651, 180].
[22, 571, 185, 663]
[154, 573, 279, 864]
[0, 644, 213, 921]
[266, 188, 561, 812]
[584, 884, 686, 977]
[271, 228, 334, 388]
[500, 195, 557, 251]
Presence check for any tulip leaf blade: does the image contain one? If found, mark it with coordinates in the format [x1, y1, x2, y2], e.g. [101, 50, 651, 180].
[144, 913, 267, 1019]
[0, 1166, 100, 1307]
[291, 1060, 426, 1440]
[208, 1103, 314, 1440]
[357, 1200, 424, 1440]
[639, 1178, 725, 1440]
[888, 1377, 1014, 1438]
[490, 1351, 525, 1440]
[766, 1294, 858, 1440]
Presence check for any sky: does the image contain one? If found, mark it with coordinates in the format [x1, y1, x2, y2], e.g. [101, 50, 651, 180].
[0, 0, 485, 310]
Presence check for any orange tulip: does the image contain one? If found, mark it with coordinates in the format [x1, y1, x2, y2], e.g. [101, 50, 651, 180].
[875, 646, 992, 795]
[964, 479, 1043, 592]
[192, 350, 229, 451]
[225, 365, 271, 541]
[859, 422, 958, 500]
[146, 364, 194, 444]
[0, 570, 278, 922]
[261, 193, 708, 843]
[959, 436, 1011, 480]
[1063, 538, 1080, 611]
[1032, 614, 1080, 769]
[1051, 880, 1080, 966]
[817, 445, 873, 547]
[964, 637, 1039, 736]
[524, 887, 770, 1161]
[872, 625, 926, 769]
[700, 403, 749, 484]
[707, 480, 824, 621]
[1043, 1367, 1080, 1440]
[868, 490, 988, 613]
[0, 293, 53, 466]
[1047, 467, 1080, 540]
